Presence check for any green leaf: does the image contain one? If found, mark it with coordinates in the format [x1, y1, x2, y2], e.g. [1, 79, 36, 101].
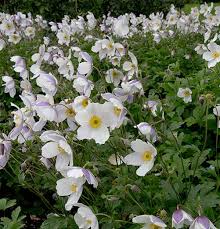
[11, 207, 21, 221]
[0, 199, 16, 211]
[40, 215, 76, 229]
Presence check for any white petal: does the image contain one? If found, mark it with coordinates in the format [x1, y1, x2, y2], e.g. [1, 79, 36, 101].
[42, 142, 59, 158]
[136, 162, 154, 176]
[124, 152, 142, 166]
[56, 177, 74, 196]
[78, 62, 91, 75]
[65, 187, 83, 211]
[203, 51, 213, 61]
[133, 215, 151, 224]
[90, 126, 110, 144]
[131, 139, 148, 153]
[55, 154, 71, 171]
[77, 126, 92, 141]
[123, 61, 132, 71]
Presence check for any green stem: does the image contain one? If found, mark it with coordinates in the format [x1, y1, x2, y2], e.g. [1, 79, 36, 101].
[168, 128, 187, 190]
[159, 154, 181, 202]
[126, 190, 145, 213]
[187, 102, 209, 197]
[216, 115, 219, 176]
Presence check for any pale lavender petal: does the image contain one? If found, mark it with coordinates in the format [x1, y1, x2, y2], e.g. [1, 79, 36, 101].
[197, 216, 210, 229]
[35, 101, 50, 106]
[172, 209, 183, 224]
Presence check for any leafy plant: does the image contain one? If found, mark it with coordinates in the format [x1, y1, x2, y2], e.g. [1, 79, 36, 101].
[0, 199, 25, 229]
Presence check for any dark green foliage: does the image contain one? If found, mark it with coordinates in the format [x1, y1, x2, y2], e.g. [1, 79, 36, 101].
[0, 0, 196, 21]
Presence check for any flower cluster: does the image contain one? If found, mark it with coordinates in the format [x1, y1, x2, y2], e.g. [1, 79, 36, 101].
[1, 2, 220, 229]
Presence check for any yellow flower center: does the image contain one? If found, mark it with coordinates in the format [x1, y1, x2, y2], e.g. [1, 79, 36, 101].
[112, 70, 118, 78]
[150, 224, 162, 229]
[212, 51, 220, 59]
[183, 90, 190, 97]
[118, 48, 124, 54]
[70, 184, 77, 192]
[89, 115, 102, 128]
[58, 145, 65, 154]
[64, 34, 69, 40]
[107, 42, 113, 49]
[142, 151, 153, 161]
[131, 63, 136, 68]
[114, 107, 121, 116]
[86, 219, 92, 225]
[12, 35, 18, 40]
[81, 99, 89, 108]
[6, 23, 12, 30]
[65, 108, 76, 118]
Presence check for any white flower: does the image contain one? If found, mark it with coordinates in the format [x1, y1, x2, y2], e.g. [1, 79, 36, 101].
[33, 95, 57, 131]
[1, 20, 15, 35]
[74, 95, 90, 112]
[36, 72, 58, 96]
[40, 130, 66, 143]
[20, 79, 32, 93]
[43, 36, 50, 46]
[136, 122, 157, 143]
[213, 105, 220, 116]
[11, 56, 29, 79]
[17, 125, 33, 144]
[110, 56, 121, 66]
[103, 99, 127, 130]
[77, 52, 93, 76]
[57, 30, 71, 46]
[132, 215, 167, 228]
[74, 204, 99, 229]
[105, 68, 124, 86]
[124, 139, 157, 176]
[55, 57, 74, 80]
[213, 104, 220, 128]
[55, 101, 77, 131]
[75, 103, 114, 144]
[200, 3, 213, 16]
[203, 43, 220, 68]
[114, 43, 125, 57]
[86, 12, 97, 31]
[145, 101, 160, 117]
[56, 176, 85, 211]
[24, 26, 35, 38]
[113, 15, 129, 37]
[42, 140, 73, 171]
[2, 76, 16, 97]
[177, 88, 192, 103]
[195, 44, 207, 55]
[8, 33, 21, 44]
[172, 209, 194, 228]
[91, 38, 115, 60]
[123, 51, 138, 78]
[189, 216, 216, 229]
[9, 104, 24, 140]
[41, 137, 73, 171]
[73, 77, 94, 97]
[31, 44, 47, 65]
[0, 134, 11, 169]
[66, 167, 98, 189]
[113, 80, 143, 103]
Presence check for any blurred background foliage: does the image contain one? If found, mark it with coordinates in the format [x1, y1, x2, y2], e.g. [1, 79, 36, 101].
[0, 0, 218, 21]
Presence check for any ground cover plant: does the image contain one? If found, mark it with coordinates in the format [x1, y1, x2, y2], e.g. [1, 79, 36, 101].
[1, 2, 220, 228]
